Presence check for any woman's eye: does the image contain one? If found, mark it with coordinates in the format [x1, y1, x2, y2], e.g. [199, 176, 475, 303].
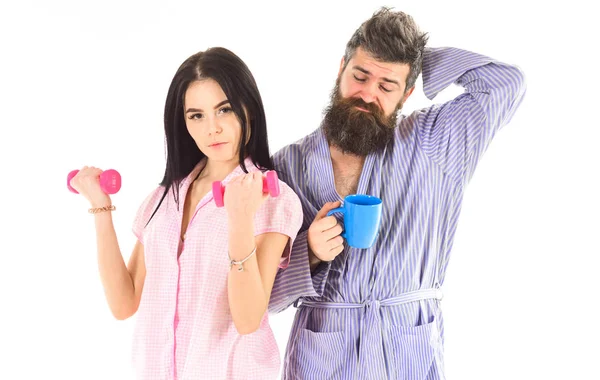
[188, 113, 203, 120]
[219, 106, 233, 114]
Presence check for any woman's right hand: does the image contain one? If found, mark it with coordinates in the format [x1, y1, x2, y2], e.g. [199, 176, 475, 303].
[69, 166, 112, 207]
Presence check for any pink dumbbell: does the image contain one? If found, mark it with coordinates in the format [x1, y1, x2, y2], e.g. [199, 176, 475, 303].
[67, 169, 122, 195]
[212, 170, 280, 207]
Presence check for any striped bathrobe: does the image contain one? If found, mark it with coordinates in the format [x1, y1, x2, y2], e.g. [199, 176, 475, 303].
[269, 47, 526, 379]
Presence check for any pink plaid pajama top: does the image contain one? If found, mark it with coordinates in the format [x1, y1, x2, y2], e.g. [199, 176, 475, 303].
[131, 158, 303, 379]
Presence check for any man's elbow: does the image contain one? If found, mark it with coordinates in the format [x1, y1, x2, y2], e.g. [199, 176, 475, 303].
[505, 64, 527, 101]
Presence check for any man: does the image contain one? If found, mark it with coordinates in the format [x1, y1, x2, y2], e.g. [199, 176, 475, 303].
[269, 7, 526, 379]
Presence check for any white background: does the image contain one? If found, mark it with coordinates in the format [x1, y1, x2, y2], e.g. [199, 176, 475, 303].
[1, 1, 598, 379]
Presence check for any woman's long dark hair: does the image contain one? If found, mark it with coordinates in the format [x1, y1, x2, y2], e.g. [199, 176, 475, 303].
[147, 47, 274, 225]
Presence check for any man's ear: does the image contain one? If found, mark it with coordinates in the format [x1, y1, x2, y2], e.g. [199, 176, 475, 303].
[338, 57, 345, 77]
[402, 86, 415, 103]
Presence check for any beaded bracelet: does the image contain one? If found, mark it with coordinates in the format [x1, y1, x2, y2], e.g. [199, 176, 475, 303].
[89, 205, 116, 214]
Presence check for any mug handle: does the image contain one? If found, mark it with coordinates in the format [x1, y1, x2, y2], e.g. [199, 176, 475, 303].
[326, 208, 347, 239]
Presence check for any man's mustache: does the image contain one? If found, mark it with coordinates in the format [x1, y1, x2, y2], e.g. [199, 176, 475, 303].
[338, 97, 382, 116]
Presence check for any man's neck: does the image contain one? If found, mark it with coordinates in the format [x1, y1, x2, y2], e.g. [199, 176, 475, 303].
[329, 145, 366, 173]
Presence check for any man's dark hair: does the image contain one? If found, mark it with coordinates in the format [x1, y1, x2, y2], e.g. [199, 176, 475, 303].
[343, 7, 429, 91]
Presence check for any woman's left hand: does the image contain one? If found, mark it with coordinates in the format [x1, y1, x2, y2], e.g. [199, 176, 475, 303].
[223, 172, 269, 220]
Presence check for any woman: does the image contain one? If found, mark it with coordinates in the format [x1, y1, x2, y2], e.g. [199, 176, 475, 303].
[69, 47, 302, 379]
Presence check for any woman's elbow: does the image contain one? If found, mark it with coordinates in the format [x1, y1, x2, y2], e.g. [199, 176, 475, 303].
[234, 323, 260, 335]
[233, 319, 261, 335]
[113, 311, 134, 321]
[110, 304, 137, 321]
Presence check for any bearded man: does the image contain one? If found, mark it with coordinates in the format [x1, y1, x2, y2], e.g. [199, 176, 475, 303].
[269, 7, 526, 379]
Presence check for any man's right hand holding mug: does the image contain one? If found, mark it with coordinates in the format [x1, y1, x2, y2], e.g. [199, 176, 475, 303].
[307, 201, 345, 271]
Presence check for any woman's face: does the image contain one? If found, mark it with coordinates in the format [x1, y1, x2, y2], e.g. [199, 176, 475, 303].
[184, 79, 245, 164]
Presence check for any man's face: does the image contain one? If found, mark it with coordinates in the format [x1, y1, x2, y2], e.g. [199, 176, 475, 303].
[323, 47, 415, 156]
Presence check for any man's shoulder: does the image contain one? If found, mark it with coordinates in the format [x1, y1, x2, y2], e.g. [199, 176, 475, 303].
[273, 128, 321, 163]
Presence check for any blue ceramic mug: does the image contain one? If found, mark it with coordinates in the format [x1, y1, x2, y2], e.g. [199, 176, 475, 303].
[326, 194, 382, 249]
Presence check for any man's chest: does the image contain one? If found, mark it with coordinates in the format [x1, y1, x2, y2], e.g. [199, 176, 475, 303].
[333, 173, 361, 198]
[332, 161, 363, 198]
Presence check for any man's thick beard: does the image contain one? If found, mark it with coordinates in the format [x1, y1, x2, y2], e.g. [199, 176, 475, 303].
[323, 82, 399, 156]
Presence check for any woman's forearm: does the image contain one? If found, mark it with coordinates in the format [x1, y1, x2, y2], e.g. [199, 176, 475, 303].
[94, 212, 136, 320]
[227, 216, 267, 335]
